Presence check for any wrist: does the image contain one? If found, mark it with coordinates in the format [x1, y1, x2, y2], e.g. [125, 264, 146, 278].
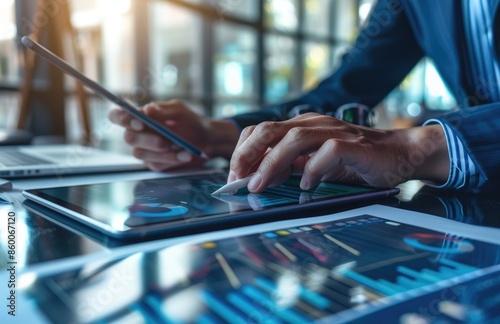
[405, 124, 450, 183]
[207, 119, 240, 159]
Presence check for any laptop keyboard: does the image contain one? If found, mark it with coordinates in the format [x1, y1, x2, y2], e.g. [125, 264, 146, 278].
[0, 150, 53, 167]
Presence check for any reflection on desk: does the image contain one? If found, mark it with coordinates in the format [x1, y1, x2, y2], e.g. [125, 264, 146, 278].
[0, 202, 105, 272]
[396, 184, 500, 228]
[17, 209, 500, 323]
[3, 180, 500, 274]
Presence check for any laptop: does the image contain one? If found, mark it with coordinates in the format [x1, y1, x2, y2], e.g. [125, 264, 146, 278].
[0, 144, 145, 178]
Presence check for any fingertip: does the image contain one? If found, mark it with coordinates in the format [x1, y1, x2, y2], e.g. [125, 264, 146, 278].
[130, 119, 143, 131]
[108, 108, 125, 124]
[247, 172, 263, 192]
[300, 177, 310, 190]
[144, 103, 158, 114]
[164, 119, 176, 127]
[108, 111, 117, 123]
[124, 130, 135, 143]
[176, 151, 193, 162]
[108, 107, 118, 117]
[227, 171, 236, 183]
[132, 148, 144, 159]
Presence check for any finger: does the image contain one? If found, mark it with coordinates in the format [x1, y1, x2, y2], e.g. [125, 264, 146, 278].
[230, 115, 342, 180]
[234, 125, 256, 152]
[111, 108, 145, 131]
[226, 150, 265, 184]
[266, 155, 309, 188]
[124, 130, 171, 152]
[143, 103, 169, 120]
[227, 125, 263, 183]
[247, 127, 328, 193]
[111, 108, 144, 131]
[109, 108, 139, 129]
[227, 170, 237, 183]
[228, 126, 256, 180]
[143, 100, 186, 124]
[301, 139, 364, 189]
[230, 121, 290, 178]
[111, 101, 181, 131]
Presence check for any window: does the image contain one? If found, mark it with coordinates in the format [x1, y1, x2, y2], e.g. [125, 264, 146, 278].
[214, 23, 257, 99]
[303, 42, 331, 90]
[303, 0, 331, 38]
[264, 0, 299, 32]
[385, 59, 456, 123]
[1, 0, 456, 140]
[0, 0, 18, 84]
[149, 1, 203, 98]
[0, 0, 19, 129]
[264, 35, 297, 102]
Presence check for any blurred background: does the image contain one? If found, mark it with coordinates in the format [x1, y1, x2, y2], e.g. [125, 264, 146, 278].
[0, 0, 457, 146]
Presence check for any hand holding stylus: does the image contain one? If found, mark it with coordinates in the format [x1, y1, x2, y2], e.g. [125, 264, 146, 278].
[109, 101, 241, 171]
[21, 36, 211, 161]
[228, 113, 450, 193]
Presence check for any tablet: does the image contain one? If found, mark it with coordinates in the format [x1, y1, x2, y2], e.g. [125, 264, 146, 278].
[22, 170, 399, 238]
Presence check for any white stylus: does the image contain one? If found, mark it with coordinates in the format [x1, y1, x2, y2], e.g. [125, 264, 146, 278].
[211, 173, 256, 196]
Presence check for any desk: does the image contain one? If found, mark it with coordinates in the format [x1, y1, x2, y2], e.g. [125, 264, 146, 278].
[1, 171, 500, 323]
[2, 173, 499, 272]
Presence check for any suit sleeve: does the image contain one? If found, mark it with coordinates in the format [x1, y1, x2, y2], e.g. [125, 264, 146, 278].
[436, 103, 500, 193]
[230, 0, 425, 129]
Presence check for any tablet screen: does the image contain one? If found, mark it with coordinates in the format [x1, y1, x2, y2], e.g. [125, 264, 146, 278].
[24, 171, 397, 234]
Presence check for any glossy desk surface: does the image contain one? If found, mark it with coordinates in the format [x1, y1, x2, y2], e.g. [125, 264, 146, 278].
[1, 171, 500, 323]
[1, 171, 499, 272]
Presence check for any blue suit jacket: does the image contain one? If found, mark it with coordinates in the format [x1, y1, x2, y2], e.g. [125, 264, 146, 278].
[231, 0, 500, 193]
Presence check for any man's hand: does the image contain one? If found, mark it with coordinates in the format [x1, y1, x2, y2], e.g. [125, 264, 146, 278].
[109, 100, 240, 171]
[228, 113, 450, 192]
